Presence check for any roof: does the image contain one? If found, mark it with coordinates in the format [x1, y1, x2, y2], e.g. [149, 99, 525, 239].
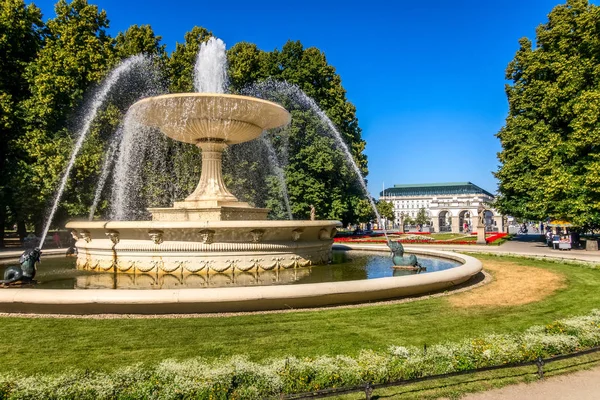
[380, 182, 495, 198]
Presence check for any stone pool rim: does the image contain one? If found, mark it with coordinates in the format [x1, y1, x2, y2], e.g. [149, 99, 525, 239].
[0, 245, 482, 314]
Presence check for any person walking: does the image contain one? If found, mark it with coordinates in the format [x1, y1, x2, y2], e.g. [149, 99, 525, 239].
[52, 231, 62, 248]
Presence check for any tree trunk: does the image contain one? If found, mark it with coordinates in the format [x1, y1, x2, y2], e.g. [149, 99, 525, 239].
[34, 220, 44, 240]
[17, 220, 26, 244]
[0, 205, 5, 248]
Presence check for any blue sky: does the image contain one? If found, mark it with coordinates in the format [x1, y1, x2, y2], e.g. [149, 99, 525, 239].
[33, 0, 572, 197]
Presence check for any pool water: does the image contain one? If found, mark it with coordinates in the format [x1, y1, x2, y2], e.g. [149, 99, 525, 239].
[0, 250, 461, 290]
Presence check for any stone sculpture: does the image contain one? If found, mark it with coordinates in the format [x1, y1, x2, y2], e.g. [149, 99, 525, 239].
[0, 247, 42, 286]
[387, 240, 423, 270]
[477, 204, 486, 227]
[66, 93, 341, 275]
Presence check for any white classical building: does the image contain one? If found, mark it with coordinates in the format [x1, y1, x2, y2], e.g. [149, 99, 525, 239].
[379, 182, 504, 233]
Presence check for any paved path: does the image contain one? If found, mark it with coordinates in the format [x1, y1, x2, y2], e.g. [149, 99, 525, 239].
[339, 234, 600, 264]
[460, 364, 600, 400]
[406, 234, 600, 265]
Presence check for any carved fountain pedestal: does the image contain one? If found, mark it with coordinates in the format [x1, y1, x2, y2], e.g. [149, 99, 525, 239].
[66, 93, 341, 276]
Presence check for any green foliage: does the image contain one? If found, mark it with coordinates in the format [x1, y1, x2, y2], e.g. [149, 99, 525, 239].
[227, 42, 274, 90]
[283, 109, 357, 220]
[114, 24, 166, 59]
[353, 198, 376, 223]
[415, 207, 429, 225]
[0, 310, 598, 398]
[496, 0, 600, 230]
[168, 26, 212, 93]
[228, 40, 368, 223]
[0, 0, 43, 241]
[13, 0, 115, 228]
[376, 200, 394, 220]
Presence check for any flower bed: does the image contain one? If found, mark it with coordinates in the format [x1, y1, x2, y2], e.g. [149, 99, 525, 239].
[1, 310, 599, 399]
[333, 237, 478, 245]
[485, 232, 508, 244]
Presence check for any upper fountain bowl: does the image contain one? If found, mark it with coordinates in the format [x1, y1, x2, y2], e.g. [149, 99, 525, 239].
[129, 93, 291, 145]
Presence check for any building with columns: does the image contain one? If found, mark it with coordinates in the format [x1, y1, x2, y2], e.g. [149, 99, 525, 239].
[379, 182, 505, 233]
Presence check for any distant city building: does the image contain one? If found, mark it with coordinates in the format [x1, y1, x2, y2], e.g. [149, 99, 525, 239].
[379, 182, 504, 233]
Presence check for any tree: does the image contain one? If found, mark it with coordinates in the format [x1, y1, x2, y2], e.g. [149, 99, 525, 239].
[227, 40, 369, 224]
[227, 42, 275, 90]
[495, 0, 600, 231]
[376, 200, 394, 220]
[115, 24, 166, 60]
[15, 0, 115, 231]
[168, 26, 212, 93]
[0, 0, 43, 245]
[353, 198, 375, 224]
[415, 207, 429, 226]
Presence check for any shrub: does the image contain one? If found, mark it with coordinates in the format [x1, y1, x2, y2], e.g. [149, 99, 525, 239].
[0, 311, 599, 398]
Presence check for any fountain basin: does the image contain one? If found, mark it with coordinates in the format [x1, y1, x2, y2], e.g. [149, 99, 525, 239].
[65, 220, 341, 275]
[0, 247, 482, 314]
[129, 93, 291, 145]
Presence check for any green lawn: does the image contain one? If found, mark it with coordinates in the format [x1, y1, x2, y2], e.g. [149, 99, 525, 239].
[1, 255, 599, 375]
[428, 233, 469, 240]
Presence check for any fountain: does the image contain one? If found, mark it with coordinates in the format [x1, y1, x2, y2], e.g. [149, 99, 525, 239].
[65, 92, 341, 275]
[0, 38, 482, 314]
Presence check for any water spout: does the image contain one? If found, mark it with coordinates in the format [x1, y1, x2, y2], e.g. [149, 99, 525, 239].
[193, 37, 229, 94]
[39, 55, 153, 246]
[244, 80, 388, 239]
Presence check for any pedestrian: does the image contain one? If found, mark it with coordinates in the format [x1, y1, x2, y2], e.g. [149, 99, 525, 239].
[545, 229, 553, 247]
[53, 231, 62, 248]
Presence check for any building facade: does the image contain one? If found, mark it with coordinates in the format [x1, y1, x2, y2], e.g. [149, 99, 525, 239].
[379, 182, 504, 233]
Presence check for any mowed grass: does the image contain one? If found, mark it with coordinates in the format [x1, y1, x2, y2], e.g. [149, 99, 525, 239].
[1, 255, 599, 375]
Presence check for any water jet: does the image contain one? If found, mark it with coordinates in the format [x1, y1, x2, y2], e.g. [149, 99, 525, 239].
[66, 92, 341, 275]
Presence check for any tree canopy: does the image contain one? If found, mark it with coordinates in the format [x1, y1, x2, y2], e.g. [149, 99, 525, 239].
[415, 208, 429, 226]
[227, 40, 368, 223]
[0, 0, 370, 244]
[495, 0, 600, 230]
[0, 0, 43, 245]
[14, 0, 115, 230]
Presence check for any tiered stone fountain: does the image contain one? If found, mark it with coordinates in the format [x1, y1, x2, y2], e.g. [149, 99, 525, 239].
[66, 93, 341, 276]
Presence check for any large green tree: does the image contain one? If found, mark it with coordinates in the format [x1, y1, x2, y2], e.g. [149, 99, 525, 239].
[115, 24, 166, 60]
[169, 26, 212, 93]
[495, 0, 600, 230]
[0, 0, 43, 245]
[3, 8, 368, 228]
[227, 40, 368, 223]
[15, 0, 115, 231]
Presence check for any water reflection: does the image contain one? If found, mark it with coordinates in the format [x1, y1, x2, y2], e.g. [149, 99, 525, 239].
[74, 268, 311, 289]
[0, 250, 461, 290]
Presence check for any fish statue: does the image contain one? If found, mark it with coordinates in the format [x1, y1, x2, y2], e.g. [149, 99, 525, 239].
[0, 247, 41, 286]
[387, 240, 424, 271]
